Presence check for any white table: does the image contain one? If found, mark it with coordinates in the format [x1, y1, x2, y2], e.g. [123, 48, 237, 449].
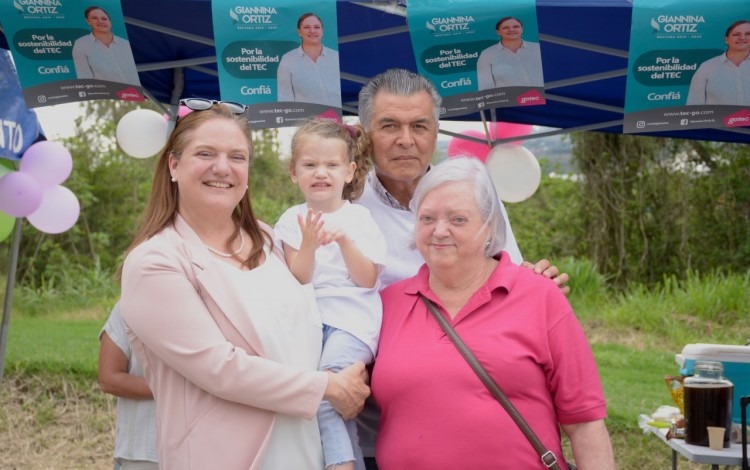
[648, 426, 748, 469]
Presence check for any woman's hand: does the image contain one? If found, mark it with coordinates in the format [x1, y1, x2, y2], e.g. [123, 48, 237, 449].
[562, 420, 615, 470]
[324, 361, 370, 420]
[521, 259, 571, 296]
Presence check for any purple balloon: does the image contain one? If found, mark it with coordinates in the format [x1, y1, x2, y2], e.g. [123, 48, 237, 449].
[19, 141, 73, 188]
[0, 171, 43, 217]
[27, 185, 80, 234]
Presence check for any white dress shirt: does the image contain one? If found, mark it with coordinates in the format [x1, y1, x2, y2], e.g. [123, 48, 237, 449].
[71, 33, 140, 85]
[686, 53, 750, 105]
[276, 46, 342, 107]
[476, 40, 544, 90]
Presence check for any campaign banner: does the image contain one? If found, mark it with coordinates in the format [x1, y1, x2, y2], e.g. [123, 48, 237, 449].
[0, 0, 145, 108]
[625, 0, 750, 133]
[212, 0, 341, 129]
[0, 51, 43, 161]
[407, 0, 545, 118]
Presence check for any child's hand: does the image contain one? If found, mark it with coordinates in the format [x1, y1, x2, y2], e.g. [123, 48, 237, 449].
[323, 225, 351, 247]
[297, 209, 325, 250]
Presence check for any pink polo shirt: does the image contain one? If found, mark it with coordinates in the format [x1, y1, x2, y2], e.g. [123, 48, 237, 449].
[371, 253, 607, 469]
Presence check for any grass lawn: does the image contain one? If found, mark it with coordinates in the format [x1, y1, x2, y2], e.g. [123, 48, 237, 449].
[0, 312, 717, 469]
[4, 265, 749, 469]
[4, 315, 101, 378]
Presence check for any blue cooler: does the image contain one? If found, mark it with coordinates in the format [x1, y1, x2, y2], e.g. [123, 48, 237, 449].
[676, 343, 750, 424]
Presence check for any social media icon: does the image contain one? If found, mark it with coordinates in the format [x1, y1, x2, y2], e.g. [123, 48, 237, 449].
[680, 119, 688, 126]
[276, 117, 284, 124]
[38, 95, 47, 103]
[636, 121, 646, 129]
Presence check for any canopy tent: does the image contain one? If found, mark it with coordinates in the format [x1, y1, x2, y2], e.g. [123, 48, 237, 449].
[2, 0, 750, 144]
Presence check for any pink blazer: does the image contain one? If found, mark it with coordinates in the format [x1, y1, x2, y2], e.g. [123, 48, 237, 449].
[121, 216, 327, 469]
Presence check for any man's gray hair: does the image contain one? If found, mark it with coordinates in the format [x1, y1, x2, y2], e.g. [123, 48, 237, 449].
[409, 157, 506, 257]
[358, 68, 442, 130]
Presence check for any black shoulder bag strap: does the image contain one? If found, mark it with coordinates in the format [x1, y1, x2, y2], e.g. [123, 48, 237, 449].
[419, 293, 564, 470]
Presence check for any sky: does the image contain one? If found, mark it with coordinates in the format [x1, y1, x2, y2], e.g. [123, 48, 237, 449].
[33, 102, 80, 141]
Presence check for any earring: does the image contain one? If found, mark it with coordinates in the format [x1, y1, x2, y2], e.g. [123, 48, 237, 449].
[245, 185, 249, 191]
[171, 176, 176, 182]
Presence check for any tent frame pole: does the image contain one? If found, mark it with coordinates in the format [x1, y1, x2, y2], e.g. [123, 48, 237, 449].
[0, 218, 23, 384]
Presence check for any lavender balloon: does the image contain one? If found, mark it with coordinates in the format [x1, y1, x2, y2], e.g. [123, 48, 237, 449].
[0, 171, 43, 217]
[20, 141, 73, 188]
[27, 185, 80, 234]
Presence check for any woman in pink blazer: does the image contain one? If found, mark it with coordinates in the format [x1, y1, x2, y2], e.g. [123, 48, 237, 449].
[120, 99, 369, 469]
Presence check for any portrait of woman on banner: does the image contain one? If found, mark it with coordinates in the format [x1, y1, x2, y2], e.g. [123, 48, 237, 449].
[277, 13, 342, 108]
[476, 16, 544, 91]
[686, 19, 750, 106]
[71, 5, 141, 85]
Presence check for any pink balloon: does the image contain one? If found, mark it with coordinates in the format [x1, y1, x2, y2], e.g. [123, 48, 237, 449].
[19, 141, 73, 188]
[0, 171, 43, 217]
[447, 130, 492, 163]
[27, 185, 80, 234]
[490, 122, 532, 144]
[163, 105, 193, 121]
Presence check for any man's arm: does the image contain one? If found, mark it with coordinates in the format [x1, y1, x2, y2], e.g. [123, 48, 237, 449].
[521, 259, 570, 296]
[98, 332, 152, 399]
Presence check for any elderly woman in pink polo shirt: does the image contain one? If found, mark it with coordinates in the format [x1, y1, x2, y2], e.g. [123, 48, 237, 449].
[371, 157, 615, 470]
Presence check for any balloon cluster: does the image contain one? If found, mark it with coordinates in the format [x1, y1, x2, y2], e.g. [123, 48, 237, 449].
[446, 122, 541, 203]
[0, 141, 78, 240]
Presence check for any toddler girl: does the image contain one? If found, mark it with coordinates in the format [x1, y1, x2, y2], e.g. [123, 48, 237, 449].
[274, 117, 386, 470]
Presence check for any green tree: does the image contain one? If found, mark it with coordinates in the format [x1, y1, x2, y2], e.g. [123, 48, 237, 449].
[7, 100, 301, 296]
[570, 132, 750, 287]
[503, 158, 584, 263]
[15, 100, 158, 288]
[249, 130, 303, 225]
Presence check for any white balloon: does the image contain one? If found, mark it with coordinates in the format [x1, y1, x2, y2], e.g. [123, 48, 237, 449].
[485, 144, 541, 203]
[116, 109, 169, 158]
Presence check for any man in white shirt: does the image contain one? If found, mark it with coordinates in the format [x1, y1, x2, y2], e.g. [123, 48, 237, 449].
[99, 303, 158, 470]
[354, 68, 568, 469]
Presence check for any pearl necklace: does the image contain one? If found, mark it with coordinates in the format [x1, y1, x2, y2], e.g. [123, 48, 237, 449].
[204, 230, 245, 258]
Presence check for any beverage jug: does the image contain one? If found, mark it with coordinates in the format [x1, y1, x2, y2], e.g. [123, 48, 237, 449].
[683, 360, 733, 447]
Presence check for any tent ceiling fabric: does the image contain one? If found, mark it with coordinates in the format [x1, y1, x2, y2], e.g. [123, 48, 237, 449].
[2, 0, 749, 143]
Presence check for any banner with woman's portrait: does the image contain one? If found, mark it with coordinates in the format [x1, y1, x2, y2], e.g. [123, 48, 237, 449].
[407, 0, 545, 118]
[212, 0, 342, 129]
[625, 0, 750, 132]
[0, 0, 144, 107]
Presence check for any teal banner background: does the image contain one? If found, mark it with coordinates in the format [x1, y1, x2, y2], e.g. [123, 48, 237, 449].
[0, 0, 133, 88]
[212, 0, 339, 104]
[626, 0, 750, 111]
[407, 0, 541, 97]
